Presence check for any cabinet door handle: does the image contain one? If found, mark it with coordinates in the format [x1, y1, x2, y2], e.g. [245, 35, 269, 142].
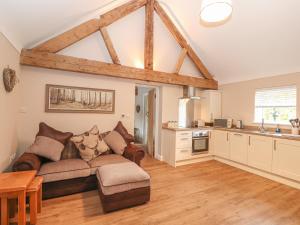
[180, 150, 189, 153]
[180, 138, 190, 141]
[248, 136, 251, 146]
[234, 133, 242, 136]
[227, 133, 229, 141]
[274, 140, 277, 151]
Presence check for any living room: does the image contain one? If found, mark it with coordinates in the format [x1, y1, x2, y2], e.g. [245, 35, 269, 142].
[1, 0, 300, 224]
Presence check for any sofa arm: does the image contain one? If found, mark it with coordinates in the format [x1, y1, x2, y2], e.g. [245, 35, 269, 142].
[12, 153, 41, 172]
[123, 144, 145, 166]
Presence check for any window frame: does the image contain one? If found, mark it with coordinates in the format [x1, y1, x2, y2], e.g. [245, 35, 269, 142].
[253, 85, 297, 125]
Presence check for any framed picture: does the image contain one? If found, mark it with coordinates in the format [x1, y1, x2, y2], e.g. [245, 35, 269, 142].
[45, 84, 115, 114]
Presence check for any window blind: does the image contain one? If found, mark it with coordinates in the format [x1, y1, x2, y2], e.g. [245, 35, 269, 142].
[255, 86, 297, 107]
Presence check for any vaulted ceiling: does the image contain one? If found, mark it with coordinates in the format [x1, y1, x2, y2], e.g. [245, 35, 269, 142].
[1, 0, 300, 84]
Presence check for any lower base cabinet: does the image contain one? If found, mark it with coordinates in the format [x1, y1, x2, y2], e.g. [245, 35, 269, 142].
[213, 130, 230, 159]
[247, 135, 273, 172]
[229, 133, 248, 164]
[272, 139, 300, 182]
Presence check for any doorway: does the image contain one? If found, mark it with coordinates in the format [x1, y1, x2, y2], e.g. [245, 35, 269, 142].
[134, 85, 158, 157]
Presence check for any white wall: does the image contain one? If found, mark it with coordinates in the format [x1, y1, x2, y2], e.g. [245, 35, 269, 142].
[220, 72, 300, 128]
[0, 33, 21, 171]
[18, 67, 136, 154]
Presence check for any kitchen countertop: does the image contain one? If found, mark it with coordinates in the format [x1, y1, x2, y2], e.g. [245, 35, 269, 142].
[162, 126, 300, 141]
[162, 126, 213, 131]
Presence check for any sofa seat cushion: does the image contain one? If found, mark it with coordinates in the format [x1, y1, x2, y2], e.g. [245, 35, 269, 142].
[96, 162, 150, 195]
[38, 159, 91, 183]
[88, 154, 130, 175]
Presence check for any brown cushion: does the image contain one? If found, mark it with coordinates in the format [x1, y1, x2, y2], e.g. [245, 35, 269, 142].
[114, 121, 134, 144]
[88, 154, 130, 174]
[26, 136, 64, 161]
[37, 122, 73, 145]
[96, 162, 150, 195]
[38, 159, 91, 183]
[104, 131, 127, 155]
[60, 140, 80, 160]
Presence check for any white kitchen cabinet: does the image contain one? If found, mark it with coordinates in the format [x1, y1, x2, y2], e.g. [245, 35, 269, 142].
[229, 132, 248, 164]
[199, 90, 221, 123]
[248, 135, 273, 172]
[272, 139, 300, 182]
[162, 130, 192, 166]
[213, 130, 230, 159]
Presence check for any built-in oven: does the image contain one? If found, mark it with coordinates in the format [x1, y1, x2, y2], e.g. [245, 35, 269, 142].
[192, 130, 209, 154]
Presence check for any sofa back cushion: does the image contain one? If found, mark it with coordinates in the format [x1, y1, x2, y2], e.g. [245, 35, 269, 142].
[37, 122, 73, 145]
[104, 130, 127, 155]
[61, 140, 80, 160]
[114, 121, 134, 144]
[26, 136, 64, 161]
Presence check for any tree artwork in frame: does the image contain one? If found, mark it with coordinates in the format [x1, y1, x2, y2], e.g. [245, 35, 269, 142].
[45, 84, 115, 114]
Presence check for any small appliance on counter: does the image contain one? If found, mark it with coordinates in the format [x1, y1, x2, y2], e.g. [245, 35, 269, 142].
[214, 118, 233, 128]
[236, 120, 243, 129]
[192, 120, 205, 128]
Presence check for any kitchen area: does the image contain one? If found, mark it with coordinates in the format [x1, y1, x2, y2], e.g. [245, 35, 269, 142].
[161, 86, 300, 189]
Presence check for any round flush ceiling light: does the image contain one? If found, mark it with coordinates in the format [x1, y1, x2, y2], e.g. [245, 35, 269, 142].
[200, 0, 233, 23]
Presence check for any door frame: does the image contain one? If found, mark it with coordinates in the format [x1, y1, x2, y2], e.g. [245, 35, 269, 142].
[135, 84, 161, 159]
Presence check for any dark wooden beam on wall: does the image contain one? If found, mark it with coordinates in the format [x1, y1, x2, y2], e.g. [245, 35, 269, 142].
[20, 49, 218, 89]
[99, 0, 147, 28]
[100, 27, 121, 64]
[154, 1, 214, 80]
[33, 19, 100, 53]
[144, 0, 154, 70]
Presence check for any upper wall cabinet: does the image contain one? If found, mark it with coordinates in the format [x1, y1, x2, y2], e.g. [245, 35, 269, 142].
[199, 90, 221, 123]
[248, 135, 273, 172]
[273, 139, 300, 182]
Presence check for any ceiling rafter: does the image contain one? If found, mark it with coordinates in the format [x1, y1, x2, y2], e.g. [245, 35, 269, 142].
[20, 0, 218, 89]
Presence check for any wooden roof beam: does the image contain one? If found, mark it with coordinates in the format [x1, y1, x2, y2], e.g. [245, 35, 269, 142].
[144, 0, 154, 70]
[99, 0, 147, 27]
[100, 27, 120, 64]
[33, 19, 100, 53]
[174, 48, 187, 74]
[20, 49, 218, 89]
[154, 1, 214, 80]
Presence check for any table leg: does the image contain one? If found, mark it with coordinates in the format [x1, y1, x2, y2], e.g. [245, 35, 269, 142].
[38, 186, 42, 213]
[30, 192, 37, 225]
[1, 197, 8, 225]
[18, 191, 26, 225]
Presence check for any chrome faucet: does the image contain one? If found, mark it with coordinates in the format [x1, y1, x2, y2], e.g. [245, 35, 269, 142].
[259, 118, 266, 133]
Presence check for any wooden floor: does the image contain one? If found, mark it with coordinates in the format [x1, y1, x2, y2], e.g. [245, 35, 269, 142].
[36, 157, 300, 225]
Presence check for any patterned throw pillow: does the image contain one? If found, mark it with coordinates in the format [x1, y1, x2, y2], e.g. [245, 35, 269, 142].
[71, 125, 110, 161]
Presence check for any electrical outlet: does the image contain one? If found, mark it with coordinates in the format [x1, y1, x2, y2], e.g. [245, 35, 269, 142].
[9, 152, 16, 164]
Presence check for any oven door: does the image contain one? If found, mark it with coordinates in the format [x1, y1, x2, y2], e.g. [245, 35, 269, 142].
[192, 137, 209, 154]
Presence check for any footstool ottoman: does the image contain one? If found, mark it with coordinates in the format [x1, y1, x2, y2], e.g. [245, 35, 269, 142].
[96, 162, 150, 213]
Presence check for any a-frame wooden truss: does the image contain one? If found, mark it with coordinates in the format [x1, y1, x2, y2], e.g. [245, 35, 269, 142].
[20, 0, 218, 89]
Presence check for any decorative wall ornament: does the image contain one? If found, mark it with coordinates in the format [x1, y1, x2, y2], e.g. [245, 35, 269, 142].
[3, 66, 18, 92]
[45, 84, 115, 114]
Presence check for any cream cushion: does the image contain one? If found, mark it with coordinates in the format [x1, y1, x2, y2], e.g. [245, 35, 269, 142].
[71, 125, 110, 161]
[26, 136, 64, 161]
[88, 154, 130, 175]
[104, 131, 127, 155]
[96, 162, 150, 195]
[38, 159, 91, 183]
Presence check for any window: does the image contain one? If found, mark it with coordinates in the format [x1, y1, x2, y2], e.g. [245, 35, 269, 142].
[254, 86, 297, 124]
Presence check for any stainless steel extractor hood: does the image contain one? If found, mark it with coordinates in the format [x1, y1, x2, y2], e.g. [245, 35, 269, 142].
[180, 86, 201, 100]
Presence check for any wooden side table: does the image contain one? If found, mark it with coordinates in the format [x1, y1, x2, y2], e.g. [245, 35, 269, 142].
[0, 170, 36, 225]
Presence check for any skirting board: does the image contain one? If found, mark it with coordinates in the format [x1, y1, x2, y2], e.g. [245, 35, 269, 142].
[175, 155, 213, 167]
[215, 156, 300, 190]
[155, 154, 163, 161]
